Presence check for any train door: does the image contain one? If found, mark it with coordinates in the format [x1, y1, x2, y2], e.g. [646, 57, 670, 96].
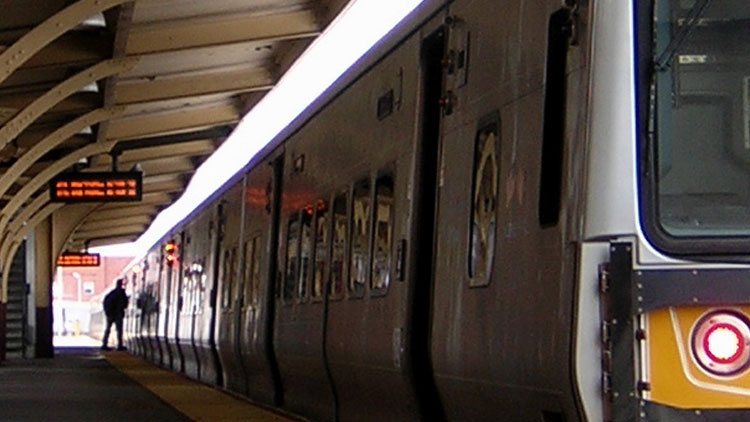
[239, 155, 283, 407]
[167, 232, 185, 373]
[408, 25, 446, 421]
[157, 245, 171, 367]
[216, 184, 248, 394]
[274, 148, 337, 421]
[181, 224, 202, 380]
[428, 2, 583, 420]
[199, 204, 223, 386]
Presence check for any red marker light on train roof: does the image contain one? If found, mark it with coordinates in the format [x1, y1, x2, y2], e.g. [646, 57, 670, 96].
[691, 311, 750, 376]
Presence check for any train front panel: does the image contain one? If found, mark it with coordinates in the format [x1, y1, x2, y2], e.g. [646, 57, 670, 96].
[579, 0, 750, 421]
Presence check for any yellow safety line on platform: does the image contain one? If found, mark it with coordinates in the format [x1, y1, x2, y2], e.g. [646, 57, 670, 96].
[104, 352, 294, 422]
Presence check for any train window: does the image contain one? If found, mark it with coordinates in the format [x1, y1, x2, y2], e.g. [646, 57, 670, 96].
[349, 179, 371, 298]
[199, 273, 207, 314]
[197, 257, 207, 314]
[243, 239, 253, 307]
[299, 208, 313, 301]
[538, 9, 569, 228]
[313, 200, 329, 300]
[331, 193, 348, 299]
[251, 236, 261, 306]
[284, 215, 300, 302]
[371, 173, 394, 293]
[243, 236, 261, 308]
[181, 272, 189, 314]
[229, 247, 237, 307]
[221, 250, 232, 308]
[469, 120, 500, 287]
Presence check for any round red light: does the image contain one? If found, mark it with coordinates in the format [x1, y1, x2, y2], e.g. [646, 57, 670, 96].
[691, 311, 750, 377]
[703, 323, 743, 364]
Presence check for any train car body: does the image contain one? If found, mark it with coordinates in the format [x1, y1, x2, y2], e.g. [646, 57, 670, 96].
[117, 0, 750, 420]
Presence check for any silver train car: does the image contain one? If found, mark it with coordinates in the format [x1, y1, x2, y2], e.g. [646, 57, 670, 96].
[117, 0, 750, 420]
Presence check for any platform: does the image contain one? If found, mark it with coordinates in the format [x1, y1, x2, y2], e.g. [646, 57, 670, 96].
[0, 347, 296, 422]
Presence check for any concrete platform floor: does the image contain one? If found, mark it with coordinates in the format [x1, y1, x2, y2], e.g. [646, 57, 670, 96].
[0, 347, 189, 421]
[0, 347, 296, 421]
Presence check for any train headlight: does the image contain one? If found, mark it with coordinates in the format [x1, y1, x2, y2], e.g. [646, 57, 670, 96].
[691, 311, 750, 376]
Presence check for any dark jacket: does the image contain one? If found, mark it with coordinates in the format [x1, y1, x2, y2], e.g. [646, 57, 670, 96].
[103, 287, 128, 320]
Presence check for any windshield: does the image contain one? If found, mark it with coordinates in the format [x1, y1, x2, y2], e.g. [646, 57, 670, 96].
[652, 0, 750, 237]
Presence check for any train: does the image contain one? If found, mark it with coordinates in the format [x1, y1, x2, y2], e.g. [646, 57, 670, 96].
[114, 0, 750, 420]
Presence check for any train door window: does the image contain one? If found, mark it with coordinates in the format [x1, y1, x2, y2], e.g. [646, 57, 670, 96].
[299, 208, 313, 302]
[250, 236, 262, 306]
[242, 239, 252, 307]
[284, 215, 300, 302]
[349, 178, 371, 298]
[244, 236, 261, 308]
[197, 257, 207, 314]
[229, 247, 238, 307]
[371, 173, 395, 294]
[331, 193, 348, 299]
[313, 199, 329, 300]
[469, 119, 500, 287]
[221, 250, 232, 308]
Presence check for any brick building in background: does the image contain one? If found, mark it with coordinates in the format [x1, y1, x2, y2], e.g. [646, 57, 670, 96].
[53, 257, 132, 336]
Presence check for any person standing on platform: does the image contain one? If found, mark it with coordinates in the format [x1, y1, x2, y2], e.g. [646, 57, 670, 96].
[101, 278, 129, 351]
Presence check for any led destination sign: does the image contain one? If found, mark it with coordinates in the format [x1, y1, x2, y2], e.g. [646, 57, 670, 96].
[57, 252, 101, 267]
[50, 171, 142, 202]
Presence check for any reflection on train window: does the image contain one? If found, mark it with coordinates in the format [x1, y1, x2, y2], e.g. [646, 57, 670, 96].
[284, 215, 300, 302]
[349, 179, 371, 297]
[299, 208, 313, 301]
[313, 200, 329, 300]
[331, 193, 348, 299]
[469, 121, 499, 287]
[371, 173, 394, 293]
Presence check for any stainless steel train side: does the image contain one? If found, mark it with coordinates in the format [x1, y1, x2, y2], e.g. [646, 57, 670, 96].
[121, 0, 598, 420]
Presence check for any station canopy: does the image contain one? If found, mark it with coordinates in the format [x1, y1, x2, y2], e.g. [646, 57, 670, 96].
[0, 0, 350, 255]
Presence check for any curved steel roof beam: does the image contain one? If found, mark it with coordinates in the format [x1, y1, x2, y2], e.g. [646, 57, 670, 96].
[0, 58, 138, 151]
[0, 107, 125, 199]
[1, 202, 63, 301]
[0, 139, 118, 241]
[0, 0, 133, 85]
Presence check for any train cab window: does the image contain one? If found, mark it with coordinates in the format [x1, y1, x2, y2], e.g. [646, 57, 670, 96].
[313, 200, 329, 300]
[331, 193, 348, 299]
[469, 121, 500, 287]
[299, 209, 313, 301]
[371, 173, 395, 293]
[284, 215, 300, 302]
[349, 179, 371, 298]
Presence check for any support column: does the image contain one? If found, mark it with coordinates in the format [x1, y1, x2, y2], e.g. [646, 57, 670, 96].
[34, 219, 53, 358]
